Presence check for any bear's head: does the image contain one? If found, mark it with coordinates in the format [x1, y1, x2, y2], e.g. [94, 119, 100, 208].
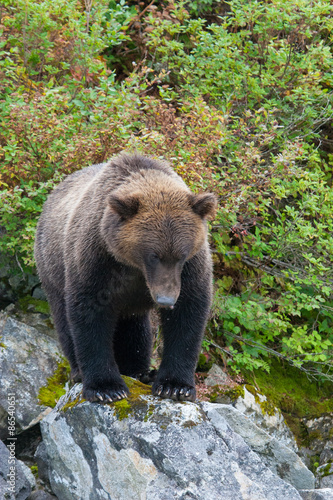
[102, 171, 217, 308]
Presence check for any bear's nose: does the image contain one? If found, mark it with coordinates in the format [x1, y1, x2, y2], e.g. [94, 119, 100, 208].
[156, 295, 176, 309]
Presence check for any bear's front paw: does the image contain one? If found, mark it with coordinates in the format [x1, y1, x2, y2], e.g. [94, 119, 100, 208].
[152, 382, 196, 402]
[83, 382, 129, 403]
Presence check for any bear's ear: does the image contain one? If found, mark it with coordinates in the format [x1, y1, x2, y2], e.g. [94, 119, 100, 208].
[108, 195, 140, 220]
[189, 193, 217, 219]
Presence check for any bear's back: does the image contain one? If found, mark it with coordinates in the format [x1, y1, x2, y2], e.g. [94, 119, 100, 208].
[48, 153, 176, 204]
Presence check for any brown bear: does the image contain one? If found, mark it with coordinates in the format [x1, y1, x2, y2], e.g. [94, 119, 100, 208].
[34, 153, 216, 403]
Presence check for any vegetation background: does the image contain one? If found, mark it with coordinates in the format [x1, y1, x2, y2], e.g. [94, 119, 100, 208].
[1, 0, 333, 431]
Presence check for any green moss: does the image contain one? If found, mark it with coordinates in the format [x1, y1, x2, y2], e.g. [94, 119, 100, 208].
[38, 359, 71, 408]
[209, 390, 218, 403]
[259, 399, 277, 417]
[245, 384, 260, 398]
[244, 359, 333, 446]
[244, 384, 277, 416]
[61, 375, 151, 417]
[122, 375, 151, 398]
[18, 297, 50, 315]
[224, 385, 245, 401]
[112, 376, 152, 420]
[30, 465, 38, 478]
[308, 429, 322, 441]
[143, 404, 155, 422]
[207, 383, 245, 403]
[320, 461, 333, 477]
[113, 398, 132, 420]
[309, 455, 320, 473]
[196, 353, 213, 372]
[62, 394, 85, 412]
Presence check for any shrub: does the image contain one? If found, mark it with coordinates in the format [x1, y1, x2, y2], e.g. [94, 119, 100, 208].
[0, 0, 332, 380]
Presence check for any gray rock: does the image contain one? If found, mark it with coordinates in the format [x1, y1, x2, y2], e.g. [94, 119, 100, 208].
[0, 439, 35, 500]
[0, 314, 62, 438]
[204, 364, 228, 386]
[299, 415, 333, 470]
[27, 490, 57, 500]
[320, 442, 333, 465]
[202, 403, 315, 490]
[234, 385, 298, 451]
[34, 442, 51, 490]
[18, 461, 36, 490]
[31, 287, 47, 301]
[0, 253, 40, 305]
[40, 382, 304, 500]
[4, 303, 56, 340]
[316, 464, 333, 488]
[299, 489, 333, 500]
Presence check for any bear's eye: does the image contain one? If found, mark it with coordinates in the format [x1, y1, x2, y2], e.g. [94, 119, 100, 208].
[149, 253, 160, 263]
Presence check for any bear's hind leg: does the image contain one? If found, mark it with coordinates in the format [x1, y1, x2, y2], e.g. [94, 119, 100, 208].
[44, 286, 81, 382]
[114, 313, 153, 379]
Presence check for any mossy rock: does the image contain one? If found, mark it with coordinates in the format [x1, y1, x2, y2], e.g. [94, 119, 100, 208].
[38, 359, 71, 408]
[244, 359, 333, 446]
[30, 465, 38, 478]
[196, 352, 213, 372]
[61, 376, 152, 418]
[62, 394, 85, 412]
[209, 384, 245, 403]
[57, 376, 205, 432]
[113, 376, 152, 420]
[18, 296, 50, 315]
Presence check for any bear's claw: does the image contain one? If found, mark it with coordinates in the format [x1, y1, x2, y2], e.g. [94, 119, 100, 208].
[153, 383, 196, 402]
[84, 386, 129, 403]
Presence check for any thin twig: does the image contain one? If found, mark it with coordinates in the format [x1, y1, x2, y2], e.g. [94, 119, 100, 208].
[84, 0, 92, 34]
[128, 0, 156, 29]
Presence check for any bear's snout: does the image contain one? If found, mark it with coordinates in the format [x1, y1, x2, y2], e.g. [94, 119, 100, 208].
[145, 260, 181, 309]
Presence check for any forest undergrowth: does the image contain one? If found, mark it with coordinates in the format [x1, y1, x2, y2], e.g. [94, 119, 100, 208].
[1, 0, 333, 385]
